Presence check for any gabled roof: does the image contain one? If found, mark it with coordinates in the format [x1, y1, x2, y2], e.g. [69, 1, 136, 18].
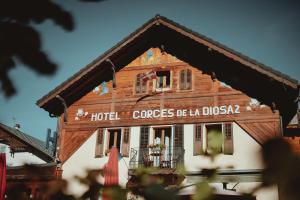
[0, 123, 54, 162]
[36, 15, 299, 126]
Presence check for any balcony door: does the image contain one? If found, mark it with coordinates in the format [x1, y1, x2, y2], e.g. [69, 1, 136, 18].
[153, 127, 171, 148]
[153, 127, 172, 162]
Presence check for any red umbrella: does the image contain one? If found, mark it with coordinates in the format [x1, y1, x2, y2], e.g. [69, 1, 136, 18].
[103, 147, 119, 200]
[0, 153, 6, 200]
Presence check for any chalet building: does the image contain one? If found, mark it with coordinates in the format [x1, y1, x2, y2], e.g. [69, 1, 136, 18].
[0, 123, 58, 199]
[37, 15, 299, 200]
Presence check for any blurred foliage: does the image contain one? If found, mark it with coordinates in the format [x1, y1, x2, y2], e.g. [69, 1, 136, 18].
[0, 0, 105, 97]
[4, 137, 300, 200]
[206, 130, 223, 159]
[193, 181, 214, 200]
[260, 137, 300, 200]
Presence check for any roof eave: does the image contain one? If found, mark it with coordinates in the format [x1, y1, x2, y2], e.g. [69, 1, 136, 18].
[36, 15, 299, 121]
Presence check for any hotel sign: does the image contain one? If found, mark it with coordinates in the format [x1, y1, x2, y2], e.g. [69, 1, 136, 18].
[89, 105, 240, 121]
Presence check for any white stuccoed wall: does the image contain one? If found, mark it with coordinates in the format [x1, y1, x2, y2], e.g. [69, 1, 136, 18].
[183, 122, 263, 171]
[62, 123, 276, 199]
[62, 127, 141, 196]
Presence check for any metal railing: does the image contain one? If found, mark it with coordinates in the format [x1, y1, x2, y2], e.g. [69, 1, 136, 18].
[129, 146, 184, 169]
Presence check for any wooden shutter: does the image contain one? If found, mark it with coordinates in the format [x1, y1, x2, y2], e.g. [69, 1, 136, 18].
[95, 129, 104, 158]
[141, 76, 147, 93]
[194, 124, 204, 155]
[174, 125, 184, 147]
[121, 128, 130, 157]
[140, 126, 149, 148]
[180, 69, 192, 90]
[223, 123, 233, 155]
[186, 69, 192, 90]
[136, 74, 141, 94]
[139, 126, 149, 164]
[179, 70, 185, 90]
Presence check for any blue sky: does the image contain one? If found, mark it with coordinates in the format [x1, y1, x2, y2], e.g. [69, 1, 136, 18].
[0, 0, 299, 141]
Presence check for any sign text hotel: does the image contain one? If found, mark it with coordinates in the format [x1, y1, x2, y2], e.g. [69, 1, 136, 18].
[90, 105, 240, 121]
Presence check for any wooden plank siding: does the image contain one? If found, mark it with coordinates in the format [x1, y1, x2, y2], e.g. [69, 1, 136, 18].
[59, 127, 96, 163]
[58, 48, 281, 163]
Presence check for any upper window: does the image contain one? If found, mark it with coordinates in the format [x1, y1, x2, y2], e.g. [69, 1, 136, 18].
[156, 71, 171, 90]
[179, 69, 192, 90]
[135, 73, 147, 94]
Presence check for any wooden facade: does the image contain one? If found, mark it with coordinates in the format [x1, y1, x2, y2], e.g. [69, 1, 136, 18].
[36, 16, 299, 162]
[35, 15, 299, 200]
[56, 48, 282, 163]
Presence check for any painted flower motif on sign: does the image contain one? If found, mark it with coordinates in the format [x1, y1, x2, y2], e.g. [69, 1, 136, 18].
[75, 108, 88, 121]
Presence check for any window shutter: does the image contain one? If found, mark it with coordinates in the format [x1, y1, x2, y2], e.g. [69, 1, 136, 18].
[186, 69, 192, 90]
[95, 129, 104, 158]
[121, 128, 130, 157]
[140, 126, 149, 148]
[141, 77, 147, 93]
[180, 69, 192, 90]
[139, 126, 149, 164]
[136, 74, 141, 94]
[194, 124, 204, 155]
[174, 125, 184, 147]
[223, 123, 233, 155]
[180, 70, 185, 90]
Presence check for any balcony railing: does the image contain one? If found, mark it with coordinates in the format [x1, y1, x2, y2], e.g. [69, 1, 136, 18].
[129, 146, 184, 169]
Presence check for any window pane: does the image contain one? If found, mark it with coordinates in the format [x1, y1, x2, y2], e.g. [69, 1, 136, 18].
[180, 70, 185, 90]
[156, 71, 170, 88]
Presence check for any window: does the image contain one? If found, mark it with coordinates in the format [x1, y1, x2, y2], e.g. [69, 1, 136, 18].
[179, 69, 192, 90]
[103, 128, 131, 156]
[193, 123, 233, 155]
[107, 129, 122, 152]
[153, 127, 171, 147]
[156, 71, 171, 90]
[136, 73, 147, 94]
[206, 124, 223, 154]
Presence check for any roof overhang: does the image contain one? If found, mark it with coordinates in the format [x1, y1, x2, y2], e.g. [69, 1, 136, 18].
[0, 123, 54, 162]
[37, 15, 299, 126]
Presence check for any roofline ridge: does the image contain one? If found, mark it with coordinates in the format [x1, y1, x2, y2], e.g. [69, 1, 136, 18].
[36, 15, 299, 114]
[0, 123, 54, 160]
